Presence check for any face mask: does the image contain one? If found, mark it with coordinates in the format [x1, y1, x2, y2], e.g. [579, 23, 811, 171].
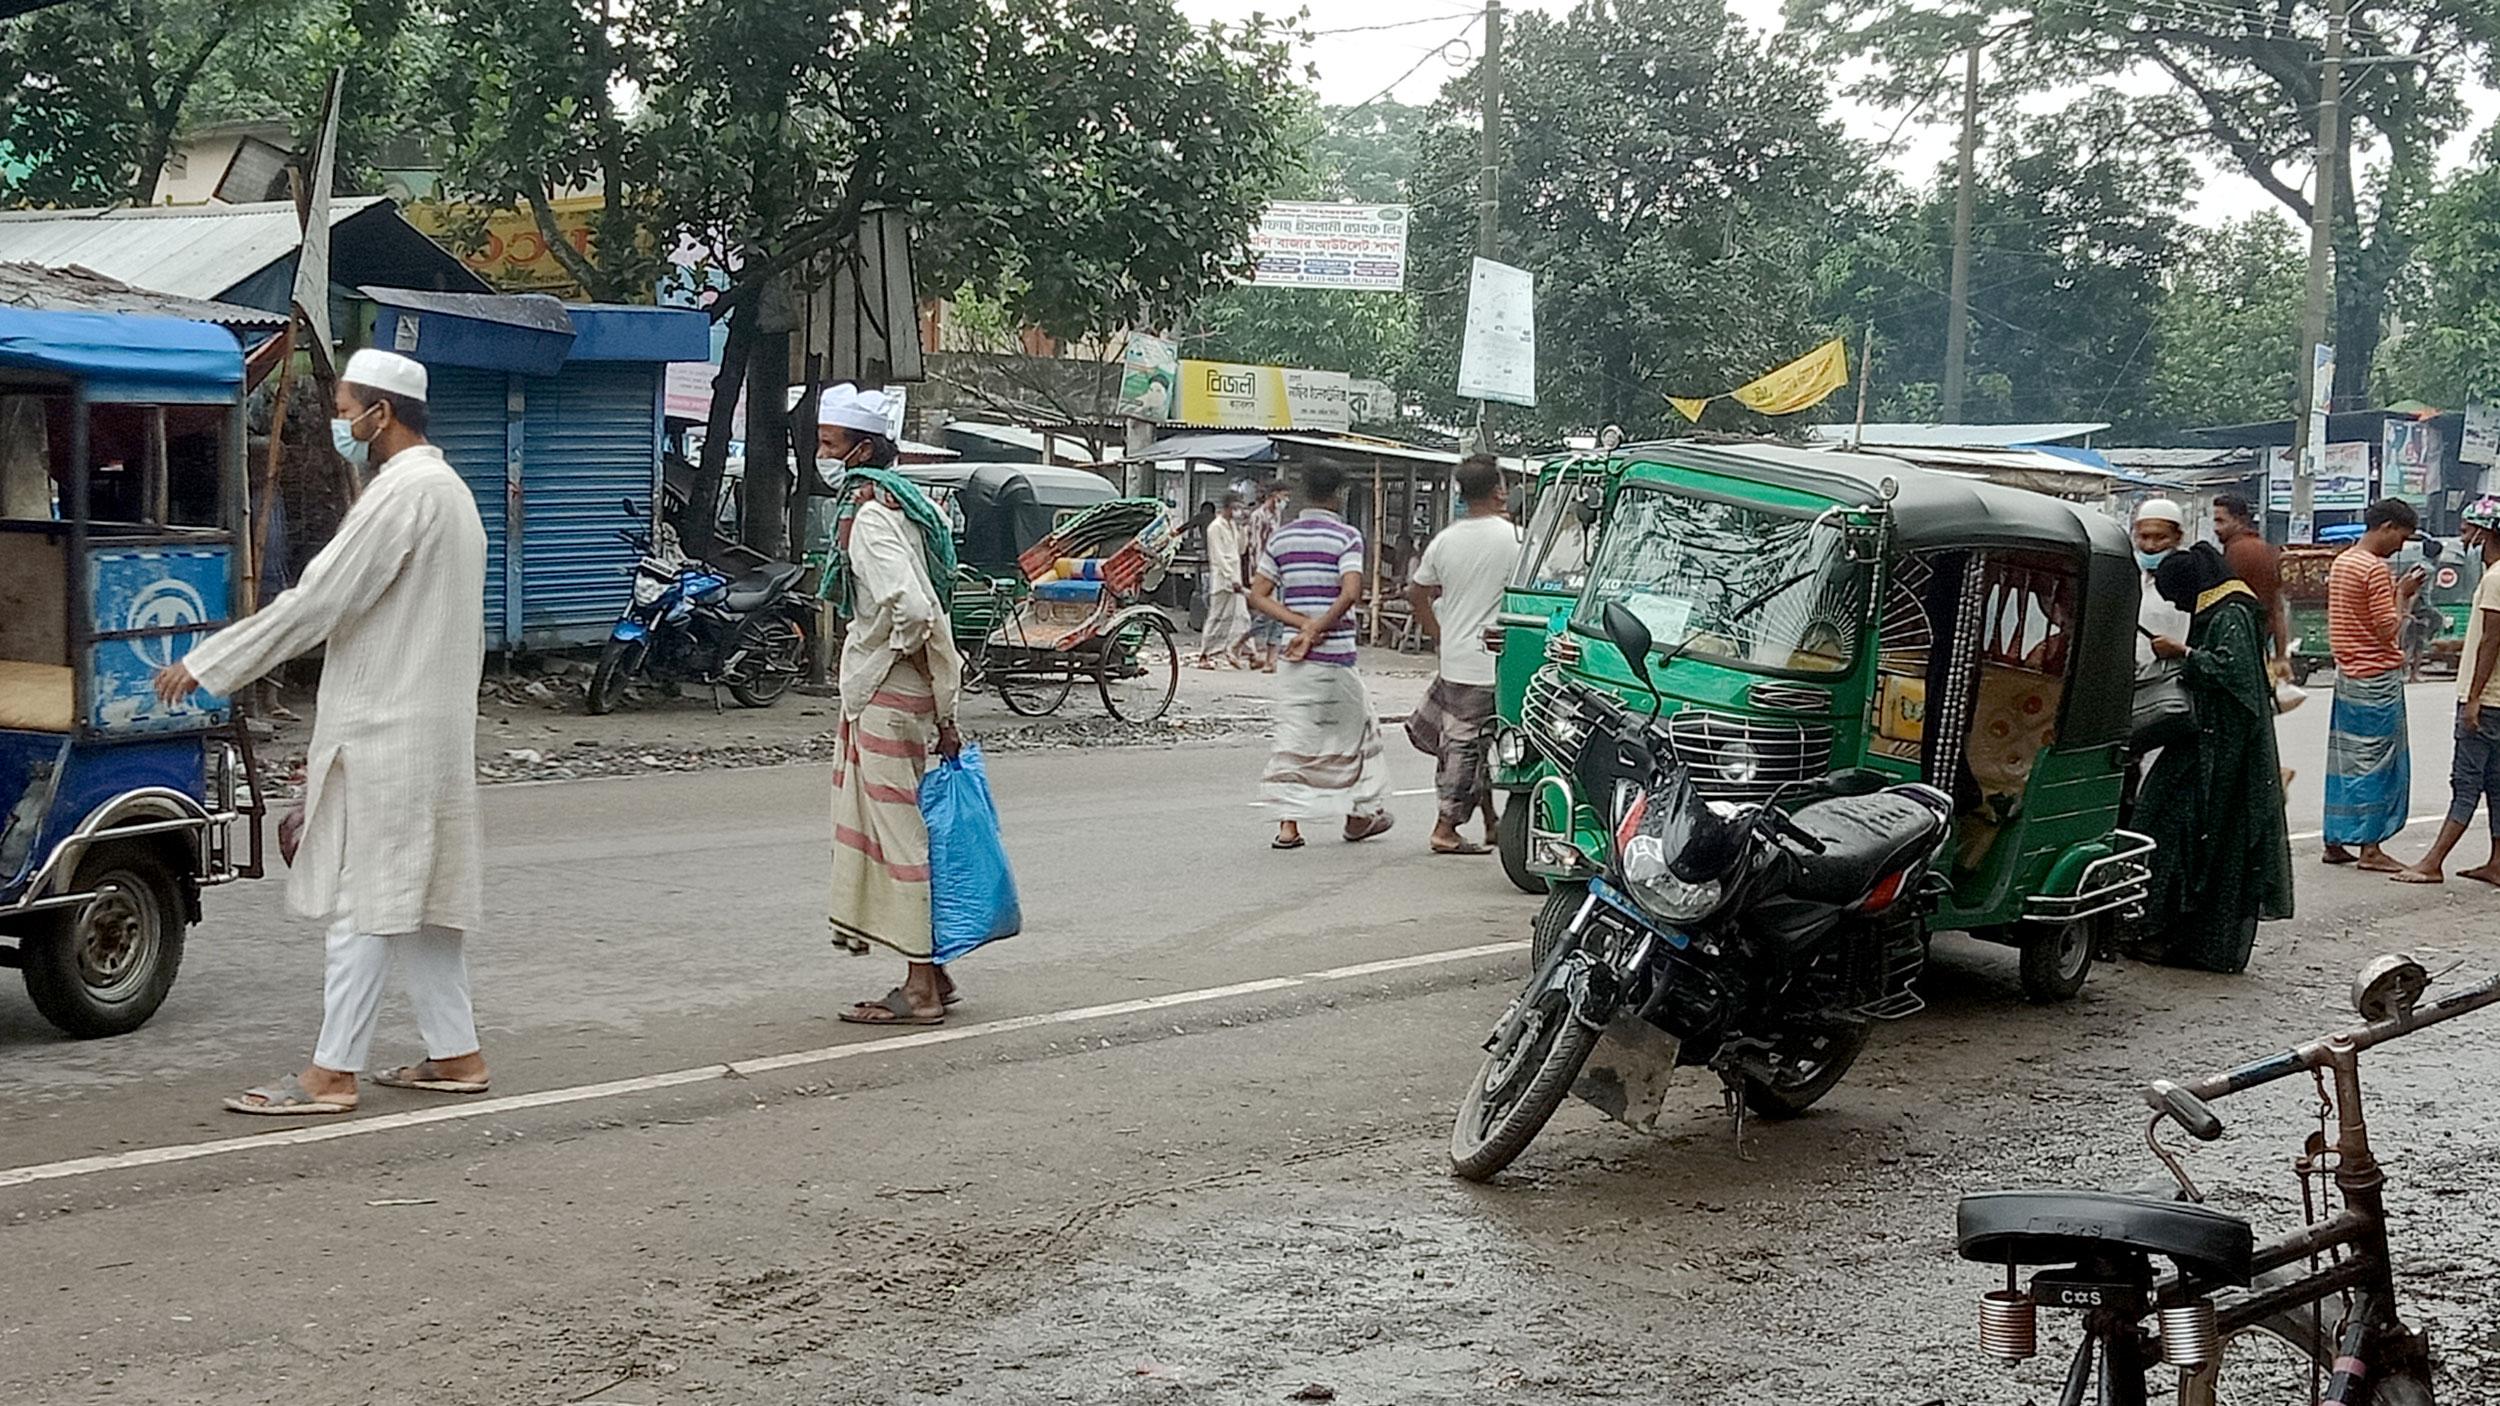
[331, 407, 375, 467]
[2135, 548, 2173, 573]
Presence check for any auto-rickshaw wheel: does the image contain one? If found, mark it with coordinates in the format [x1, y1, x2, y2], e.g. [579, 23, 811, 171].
[2016, 915, 2099, 1004]
[1496, 793, 1546, 895]
[21, 843, 187, 1039]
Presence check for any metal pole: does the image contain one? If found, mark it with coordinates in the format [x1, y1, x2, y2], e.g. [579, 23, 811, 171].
[1474, 0, 1503, 450]
[1942, 38, 1980, 423]
[1852, 321, 1875, 448]
[2291, 0, 2345, 544]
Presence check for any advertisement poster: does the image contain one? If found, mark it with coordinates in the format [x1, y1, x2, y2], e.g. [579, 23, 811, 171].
[2317, 439, 2372, 511]
[1457, 257, 1537, 407]
[1176, 360, 1351, 431]
[2381, 418, 2443, 504]
[1246, 203, 1410, 292]
[406, 196, 604, 296]
[1115, 332, 1179, 422]
[2464, 403, 2500, 467]
[2266, 445, 2292, 513]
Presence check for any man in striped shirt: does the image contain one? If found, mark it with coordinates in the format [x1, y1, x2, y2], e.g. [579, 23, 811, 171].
[2322, 497, 2423, 870]
[1251, 464, 1393, 848]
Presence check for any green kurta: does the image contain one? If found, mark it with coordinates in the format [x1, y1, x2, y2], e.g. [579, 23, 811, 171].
[2138, 585, 2295, 972]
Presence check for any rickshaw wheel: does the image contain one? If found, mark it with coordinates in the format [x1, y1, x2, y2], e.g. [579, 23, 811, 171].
[998, 668, 1075, 717]
[22, 844, 186, 1039]
[1496, 794, 1547, 895]
[1098, 612, 1179, 723]
[2016, 915, 2099, 1004]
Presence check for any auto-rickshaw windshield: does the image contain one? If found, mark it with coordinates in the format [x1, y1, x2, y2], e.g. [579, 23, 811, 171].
[1513, 471, 1598, 592]
[1574, 488, 1868, 676]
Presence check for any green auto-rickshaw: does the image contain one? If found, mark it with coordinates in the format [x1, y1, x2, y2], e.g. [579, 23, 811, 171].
[1515, 440, 2151, 1003]
[1488, 451, 1624, 892]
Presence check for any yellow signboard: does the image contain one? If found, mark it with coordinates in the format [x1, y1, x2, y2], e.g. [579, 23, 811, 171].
[1176, 359, 1351, 431]
[404, 196, 603, 296]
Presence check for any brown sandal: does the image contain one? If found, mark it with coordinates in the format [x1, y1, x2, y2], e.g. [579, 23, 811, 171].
[1343, 812, 1396, 843]
[839, 987, 946, 1027]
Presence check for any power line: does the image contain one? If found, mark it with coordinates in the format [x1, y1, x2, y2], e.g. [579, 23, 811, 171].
[1307, 9, 1488, 39]
[1330, 15, 1483, 121]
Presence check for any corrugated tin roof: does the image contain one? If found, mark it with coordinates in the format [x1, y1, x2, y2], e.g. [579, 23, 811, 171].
[0, 261, 285, 328]
[1808, 420, 2111, 448]
[2094, 446, 2255, 471]
[0, 197, 390, 301]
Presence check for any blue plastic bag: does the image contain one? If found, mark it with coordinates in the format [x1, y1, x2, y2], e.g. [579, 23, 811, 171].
[921, 744, 1022, 963]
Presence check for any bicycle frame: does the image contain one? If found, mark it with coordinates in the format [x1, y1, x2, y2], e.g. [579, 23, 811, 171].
[2154, 969, 2500, 1402]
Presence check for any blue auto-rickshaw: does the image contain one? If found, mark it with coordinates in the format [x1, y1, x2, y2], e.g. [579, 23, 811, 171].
[0, 308, 265, 1037]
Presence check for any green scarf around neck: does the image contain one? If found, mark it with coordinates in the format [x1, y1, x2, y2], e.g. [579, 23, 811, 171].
[818, 466, 958, 622]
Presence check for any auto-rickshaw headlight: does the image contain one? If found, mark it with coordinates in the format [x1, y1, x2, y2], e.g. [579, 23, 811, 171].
[1496, 727, 1527, 769]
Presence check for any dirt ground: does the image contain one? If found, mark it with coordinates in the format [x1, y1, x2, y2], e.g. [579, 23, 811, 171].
[5, 836, 2495, 1405]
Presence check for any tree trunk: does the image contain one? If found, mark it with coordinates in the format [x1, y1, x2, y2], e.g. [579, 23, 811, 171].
[742, 326, 793, 561]
[686, 309, 755, 564]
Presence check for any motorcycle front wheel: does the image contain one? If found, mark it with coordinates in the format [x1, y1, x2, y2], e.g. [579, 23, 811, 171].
[1451, 978, 1599, 1182]
[1740, 1020, 1871, 1119]
[588, 637, 645, 715]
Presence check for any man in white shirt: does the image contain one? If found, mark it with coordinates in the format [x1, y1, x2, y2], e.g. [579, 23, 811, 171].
[153, 349, 491, 1115]
[1405, 455, 1523, 856]
[1194, 492, 1251, 668]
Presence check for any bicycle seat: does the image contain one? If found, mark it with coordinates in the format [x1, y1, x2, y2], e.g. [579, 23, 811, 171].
[1783, 790, 1950, 904]
[1956, 1190, 2253, 1285]
[722, 559, 805, 613]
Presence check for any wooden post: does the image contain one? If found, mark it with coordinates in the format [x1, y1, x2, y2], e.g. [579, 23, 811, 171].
[1852, 321, 1875, 449]
[1368, 461, 1385, 646]
[250, 322, 298, 614]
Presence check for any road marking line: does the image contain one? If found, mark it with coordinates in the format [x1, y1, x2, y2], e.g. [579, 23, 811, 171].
[0, 942, 1527, 1193]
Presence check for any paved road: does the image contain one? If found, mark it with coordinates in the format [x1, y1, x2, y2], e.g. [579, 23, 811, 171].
[4, 700, 2497, 1404]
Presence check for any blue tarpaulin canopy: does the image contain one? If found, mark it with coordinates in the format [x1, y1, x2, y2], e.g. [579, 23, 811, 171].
[0, 306, 243, 404]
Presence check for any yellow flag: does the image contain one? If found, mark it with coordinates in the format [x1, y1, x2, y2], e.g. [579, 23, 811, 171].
[1667, 396, 1713, 423]
[1727, 338, 1848, 417]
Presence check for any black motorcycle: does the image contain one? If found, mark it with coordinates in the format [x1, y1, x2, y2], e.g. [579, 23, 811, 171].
[588, 498, 815, 714]
[1451, 602, 1958, 1181]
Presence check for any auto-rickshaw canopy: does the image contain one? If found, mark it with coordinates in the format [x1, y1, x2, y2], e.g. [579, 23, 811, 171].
[0, 308, 243, 405]
[905, 461, 1117, 572]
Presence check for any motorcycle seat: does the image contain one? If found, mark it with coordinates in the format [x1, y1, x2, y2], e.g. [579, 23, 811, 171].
[1956, 1189, 2253, 1285]
[1781, 789, 1949, 904]
[722, 559, 806, 613]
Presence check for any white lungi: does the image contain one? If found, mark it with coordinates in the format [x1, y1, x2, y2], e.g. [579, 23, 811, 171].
[311, 919, 479, 1074]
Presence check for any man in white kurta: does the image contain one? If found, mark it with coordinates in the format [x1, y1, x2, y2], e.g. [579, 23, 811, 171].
[155, 349, 490, 1115]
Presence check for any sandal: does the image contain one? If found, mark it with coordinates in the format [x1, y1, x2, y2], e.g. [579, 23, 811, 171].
[1272, 832, 1307, 850]
[1343, 812, 1396, 844]
[372, 1060, 490, 1094]
[1432, 841, 1491, 856]
[839, 987, 946, 1027]
[224, 1074, 356, 1117]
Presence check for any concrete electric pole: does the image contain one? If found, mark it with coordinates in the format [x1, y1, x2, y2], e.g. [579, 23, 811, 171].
[1473, 0, 1503, 449]
[1942, 39, 1980, 423]
[2290, 0, 2346, 542]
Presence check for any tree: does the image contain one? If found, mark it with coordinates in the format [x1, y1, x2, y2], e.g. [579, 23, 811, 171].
[2, 0, 441, 207]
[2143, 215, 2306, 429]
[432, 0, 1299, 556]
[1819, 96, 2188, 432]
[1790, 0, 2488, 413]
[1404, 0, 1855, 442]
[2383, 142, 2500, 406]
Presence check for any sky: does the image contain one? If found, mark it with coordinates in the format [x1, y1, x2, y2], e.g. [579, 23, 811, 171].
[1176, 0, 2498, 228]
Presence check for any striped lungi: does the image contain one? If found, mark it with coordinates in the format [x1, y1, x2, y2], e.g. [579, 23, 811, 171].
[1262, 660, 1390, 822]
[830, 660, 938, 959]
[2323, 669, 2410, 847]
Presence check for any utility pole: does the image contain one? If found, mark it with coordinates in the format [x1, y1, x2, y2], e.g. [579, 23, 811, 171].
[1942, 38, 1980, 423]
[2289, 0, 2346, 544]
[1473, 0, 1503, 451]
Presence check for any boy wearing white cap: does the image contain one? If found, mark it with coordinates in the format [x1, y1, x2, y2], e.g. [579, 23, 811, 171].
[152, 348, 494, 1115]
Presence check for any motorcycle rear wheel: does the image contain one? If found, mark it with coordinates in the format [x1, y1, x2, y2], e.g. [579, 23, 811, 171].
[1740, 1020, 1871, 1119]
[726, 617, 807, 708]
[1451, 980, 1599, 1182]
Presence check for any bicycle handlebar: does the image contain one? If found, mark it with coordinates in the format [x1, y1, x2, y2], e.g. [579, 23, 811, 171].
[2163, 967, 2500, 1108]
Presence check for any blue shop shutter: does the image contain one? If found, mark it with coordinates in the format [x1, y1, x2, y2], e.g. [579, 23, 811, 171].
[426, 366, 513, 647]
[518, 362, 658, 646]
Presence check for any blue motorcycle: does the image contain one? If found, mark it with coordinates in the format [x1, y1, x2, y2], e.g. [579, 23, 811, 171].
[588, 498, 815, 714]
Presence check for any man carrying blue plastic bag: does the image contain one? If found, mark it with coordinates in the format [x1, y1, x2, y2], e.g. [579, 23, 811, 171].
[921, 746, 1022, 966]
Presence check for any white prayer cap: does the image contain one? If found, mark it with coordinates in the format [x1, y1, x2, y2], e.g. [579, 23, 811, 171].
[341, 348, 428, 402]
[2133, 497, 2185, 527]
[818, 383, 898, 436]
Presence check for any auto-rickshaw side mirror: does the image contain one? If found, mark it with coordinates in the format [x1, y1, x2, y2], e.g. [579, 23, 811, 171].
[2422, 537, 2445, 561]
[621, 495, 641, 518]
[1601, 602, 1654, 687]
[1573, 482, 1602, 525]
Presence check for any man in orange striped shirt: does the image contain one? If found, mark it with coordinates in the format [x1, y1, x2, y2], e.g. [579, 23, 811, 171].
[2322, 498, 2423, 869]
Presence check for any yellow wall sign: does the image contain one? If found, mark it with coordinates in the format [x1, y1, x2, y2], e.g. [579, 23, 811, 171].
[1176, 359, 1351, 432]
[404, 196, 604, 296]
